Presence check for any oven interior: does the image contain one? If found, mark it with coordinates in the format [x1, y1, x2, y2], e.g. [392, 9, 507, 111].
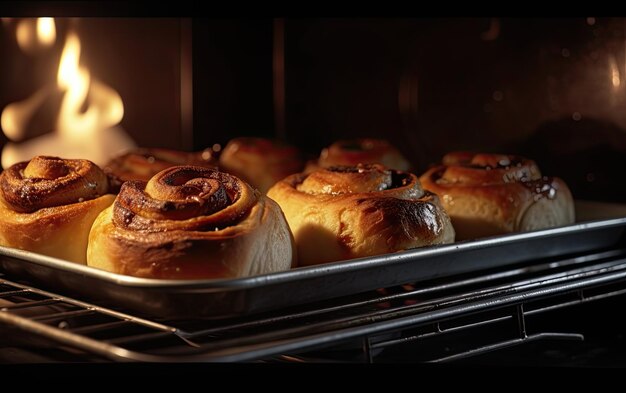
[2, 17, 626, 364]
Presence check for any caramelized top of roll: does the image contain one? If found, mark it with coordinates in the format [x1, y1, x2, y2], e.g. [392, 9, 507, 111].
[286, 164, 439, 244]
[437, 151, 541, 186]
[222, 137, 300, 157]
[112, 166, 256, 233]
[105, 147, 217, 184]
[218, 137, 304, 193]
[0, 156, 109, 213]
[316, 138, 411, 171]
[297, 163, 418, 197]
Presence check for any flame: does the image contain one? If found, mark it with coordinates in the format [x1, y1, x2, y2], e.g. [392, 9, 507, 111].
[37, 18, 56, 46]
[1, 86, 54, 141]
[16, 18, 56, 52]
[609, 55, 621, 88]
[56, 32, 124, 138]
[2, 17, 57, 141]
[1, 21, 135, 169]
[58, 33, 82, 88]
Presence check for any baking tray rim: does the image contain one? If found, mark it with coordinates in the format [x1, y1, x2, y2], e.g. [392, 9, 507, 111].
[2, 216, 626, 291]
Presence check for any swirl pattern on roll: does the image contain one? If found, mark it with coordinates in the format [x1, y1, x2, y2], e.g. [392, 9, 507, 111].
[267, 164, 455, 266]
[419, 152, 575, 240]
[0, 156, 115, 264]
[0, 155, 109, 213]
[114, 167, 252, 232]
[306, 139, 411, 173]
[87, 166, 296, 279]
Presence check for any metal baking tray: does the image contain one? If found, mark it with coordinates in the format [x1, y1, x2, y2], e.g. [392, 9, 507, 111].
[1, 200, 626, 319]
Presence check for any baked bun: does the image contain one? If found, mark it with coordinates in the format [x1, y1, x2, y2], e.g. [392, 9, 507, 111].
[305, 138, 411, 172]
[87, 166, 296, 279]
[218, 137, 304, 193]
[104, 147, 217, 189]
[0, 156, 115, 264]
[419, 152, 575, 240]
[267, 164, 455, 266]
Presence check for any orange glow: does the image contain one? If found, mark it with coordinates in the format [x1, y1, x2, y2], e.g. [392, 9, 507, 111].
[609, 55, 621, 89]
[16, 19, 35, 51]
[16, 18, 56, 52]
[2, 18, 58, 141]
[1, 86, 54, 142]
[37, 18, 56, 46]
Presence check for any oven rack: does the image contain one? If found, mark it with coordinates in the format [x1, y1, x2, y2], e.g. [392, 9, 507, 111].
[3, 248, 626, 363]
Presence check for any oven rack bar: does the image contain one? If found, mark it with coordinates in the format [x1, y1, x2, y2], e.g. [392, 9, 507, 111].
[2, 250, 626, 362]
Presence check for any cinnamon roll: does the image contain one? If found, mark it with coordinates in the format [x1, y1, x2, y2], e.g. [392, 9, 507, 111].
[104, 147, 217, 189]
[305, 139, 411, 172]
[419, 152, 575, 240]
[0, 156, 115, 264]
[218, 137, 304, 193]
[87, 166, 296, 279]
[267, 164, 455, 266]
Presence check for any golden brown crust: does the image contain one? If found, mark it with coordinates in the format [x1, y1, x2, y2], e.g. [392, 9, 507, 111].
[267, 164, 455, 266]
[305, 139, 411, 173]
[104, 148, 217, 189]
[419, 152, 575, 240]
[0, 156, 109, 213]
[218, 137, 304, 193]
[87, 166, 296, 279]
[0, 156, 115, 264]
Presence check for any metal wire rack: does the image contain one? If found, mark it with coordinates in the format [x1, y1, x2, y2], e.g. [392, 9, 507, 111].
[3, 247, 626, 363]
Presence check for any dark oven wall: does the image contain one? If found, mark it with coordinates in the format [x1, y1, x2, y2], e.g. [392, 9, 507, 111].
[2, 18, 625, 202]
[193, 17, 626, 202]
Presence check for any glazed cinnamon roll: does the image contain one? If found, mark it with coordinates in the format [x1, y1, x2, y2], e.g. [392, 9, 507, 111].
[87, 166, 296, 279]
[419, 152, 575, 240]
[267, 164, 455, 266]
[218, 137, 304, 193]
[305, 139, 411, 173]
[0, 156, 115, 264]
[104, 147, 217, 189]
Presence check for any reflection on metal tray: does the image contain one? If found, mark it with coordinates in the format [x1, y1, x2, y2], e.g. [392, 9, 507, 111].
[1, 201, 625, 319]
